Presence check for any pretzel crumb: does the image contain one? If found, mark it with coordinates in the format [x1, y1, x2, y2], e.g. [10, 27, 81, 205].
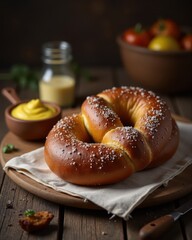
[19, 210, 54, 232]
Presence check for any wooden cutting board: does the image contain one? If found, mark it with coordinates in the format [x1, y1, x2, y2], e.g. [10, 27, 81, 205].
[0, 109, 192, 209]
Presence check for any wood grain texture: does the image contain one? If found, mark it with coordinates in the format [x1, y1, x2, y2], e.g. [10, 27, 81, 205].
[0, 175, 59, 240]
[126, 203, 183, 240]
[63, 208, 124, 240]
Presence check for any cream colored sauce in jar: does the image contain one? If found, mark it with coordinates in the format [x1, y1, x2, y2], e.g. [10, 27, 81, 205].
[39, 41, 76, 107]
[39, 75, 75, 107]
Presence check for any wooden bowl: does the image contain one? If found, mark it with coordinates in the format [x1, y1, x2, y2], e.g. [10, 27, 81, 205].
[117, 36, 192, 93]
[2, 88, 62, 141]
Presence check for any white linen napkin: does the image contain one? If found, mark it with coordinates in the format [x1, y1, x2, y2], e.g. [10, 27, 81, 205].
[4, 121, 192, 220]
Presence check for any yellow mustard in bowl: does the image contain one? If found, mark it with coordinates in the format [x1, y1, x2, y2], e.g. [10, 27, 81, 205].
[11, 99, 57, 120]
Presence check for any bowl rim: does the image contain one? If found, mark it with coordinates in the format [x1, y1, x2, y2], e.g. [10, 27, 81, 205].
[5, 100, 62, 123]
[117, 35, 192, 56]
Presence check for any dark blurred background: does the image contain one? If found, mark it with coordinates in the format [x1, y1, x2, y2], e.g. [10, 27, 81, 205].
[0, 0, 192, 69]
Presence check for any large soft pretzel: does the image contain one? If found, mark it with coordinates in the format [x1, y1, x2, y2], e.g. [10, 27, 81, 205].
[44, 86, 179, 186]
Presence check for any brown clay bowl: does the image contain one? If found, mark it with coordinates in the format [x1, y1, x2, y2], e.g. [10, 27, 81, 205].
[2, 88, 62, 141]
[117, 35, 192, 94]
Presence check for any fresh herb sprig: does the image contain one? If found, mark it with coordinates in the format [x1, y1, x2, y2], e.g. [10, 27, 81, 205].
[10, 64, 39, 91]
[10, 62, 91, 91]
[3, 144, 16, 153]
[24, 209, 35, 217]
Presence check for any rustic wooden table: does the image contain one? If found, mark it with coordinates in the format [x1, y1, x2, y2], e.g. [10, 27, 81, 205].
[0, 68, 192, 240]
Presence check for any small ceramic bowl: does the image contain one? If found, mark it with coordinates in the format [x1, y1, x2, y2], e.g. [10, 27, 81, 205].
[117, 35, 192, 93]
[2, 88, 62, 141]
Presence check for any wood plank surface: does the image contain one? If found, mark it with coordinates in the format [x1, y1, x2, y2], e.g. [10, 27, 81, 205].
[126, 202, 184, 240]
[63, 208, 125, 240]
[0, 175, 59, 239]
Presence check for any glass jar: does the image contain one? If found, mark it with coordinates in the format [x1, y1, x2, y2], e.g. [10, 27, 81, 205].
[39, 41, 75, 107]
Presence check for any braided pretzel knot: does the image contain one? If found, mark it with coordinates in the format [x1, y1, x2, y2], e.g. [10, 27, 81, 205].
[44, 87, 179, 186]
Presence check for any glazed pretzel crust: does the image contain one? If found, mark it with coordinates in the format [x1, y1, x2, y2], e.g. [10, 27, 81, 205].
[44, 87, 179, 186]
